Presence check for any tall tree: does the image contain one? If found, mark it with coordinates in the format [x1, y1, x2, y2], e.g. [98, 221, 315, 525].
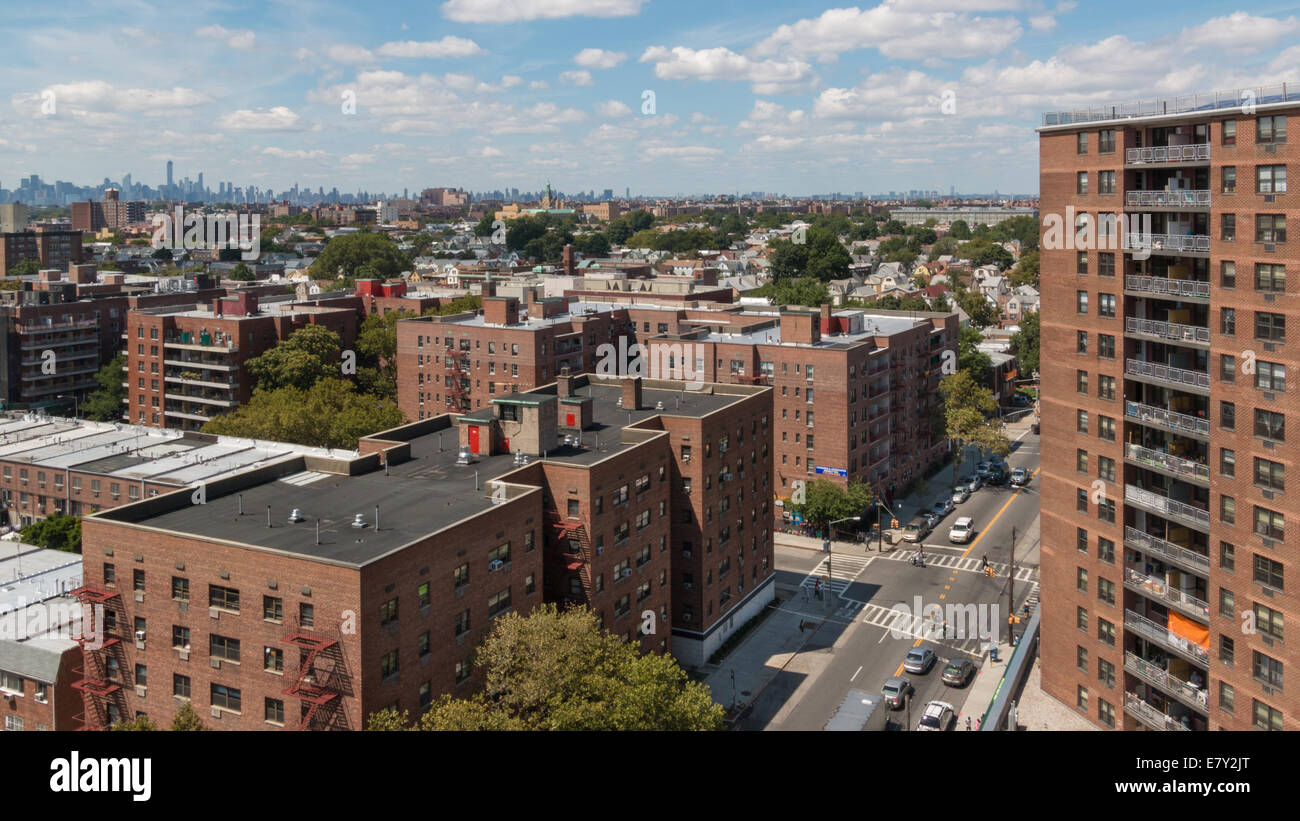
[311, 232, 411, 285]
[246, 324, 343, 392]
[939, 372, 1010, 489]
[202, 379, 405, 449]
[792, 480, 873, 533]
[958, 325, 993, 386]
[82, 352, 127, 421]
[19, 515, 81, 553]
[1009, 311, 1040, 376]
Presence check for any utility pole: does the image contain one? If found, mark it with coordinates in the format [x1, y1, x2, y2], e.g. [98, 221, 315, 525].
[1007, 525, 1017, 646]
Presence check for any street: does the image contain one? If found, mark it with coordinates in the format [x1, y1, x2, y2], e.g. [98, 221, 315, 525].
[740, 424, 1041, 730]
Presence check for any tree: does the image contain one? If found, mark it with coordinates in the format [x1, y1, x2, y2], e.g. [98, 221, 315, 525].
[110, 715, 159, 731]
[368, 604, 723, 731]
[151, 247, 173, 261]
[1009, 249, 1039, 288]
[246, 324, 343, 392]
[9, 259, 40, 277]
[804, 227, 852, 281]
[20, 515, 81, 553]
[504, 216, 548, 252]
[958, 239, 1014, 270]
[1009, 311, 1040, 376]
[766, 238, 808, 278]
[948, 220, 971, 240]
[82, 353, 127, 421]
[958, 325, 992, 387]
[311, 232, 411, 285]
[355, 310, 415, 400]
[473, 214, 496, 238]
[227, 261, 255, 281]
[928, 236, 960, 261]
[201, 378, 405, 449]
[751, 276, 828, 307]
[572, 231, 610, 257]
[793, 480, 873, 533]
[939, 372, 1010, 489]
[955, 288, 999, 328]
[170, 702, 208, 731]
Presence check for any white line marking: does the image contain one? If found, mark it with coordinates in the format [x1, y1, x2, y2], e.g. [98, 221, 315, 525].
[850, 665, 862, 682]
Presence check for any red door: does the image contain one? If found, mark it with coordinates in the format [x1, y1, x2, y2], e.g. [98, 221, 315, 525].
[566, 413, 575, 427]
[468, 425, 480, 454]
[501, 437, 510, 453]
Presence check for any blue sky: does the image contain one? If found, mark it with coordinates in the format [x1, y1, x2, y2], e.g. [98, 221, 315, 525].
[5, 0, 1300, 197]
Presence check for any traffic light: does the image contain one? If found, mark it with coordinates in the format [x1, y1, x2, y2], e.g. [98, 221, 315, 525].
[890, 518, 899, 529]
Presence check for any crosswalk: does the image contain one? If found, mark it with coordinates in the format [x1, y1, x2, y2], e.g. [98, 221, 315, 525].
[856, 602, 995, 657]
[798, 554, 872, 597]
[875, 550, 1038, 583]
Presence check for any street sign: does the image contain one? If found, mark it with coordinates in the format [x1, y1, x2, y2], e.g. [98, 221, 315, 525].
[814, 466, 848, 478]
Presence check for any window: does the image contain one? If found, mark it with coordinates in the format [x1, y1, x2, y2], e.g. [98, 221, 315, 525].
[263, 596, 282, 622]
[380, 598, 398, 626]
[1098, 577, 1115, 606]
[1098, 456, 1115, 483]
[1255, 361, 1286, 392]
[299, 603, 314, 628]
[173, 674, 190, 700]
[1221, 307, 1236, 335]
[1252, 651, 1283, 688]
[1098, 252, 1115, 277]
[1098, 498, 1115, 524]
[209, 634, 240, 663]
[1076, 171, 1088, 194]
[1220, 587, 1235, 618]
[1253, 700, 1283, 732]
[1221, 448, 1236, 477]
[265, 698, 285, 725]
[1254, 553, 1284, 589]
[1098, 658, 1115, 688]
[1222, 165, 1237, 193]
[1220, 635, 1235, 666]
[488, 588, 511, 618]
[1076, 290, 1088, 314]
[1255, 602, 1284, 640]
[172, 577, 189, 601]
[455, 659, 471, 684]
[209, 585, 239, 613]
[1077, 646, 1088, 672]
[1097, 335, 1115, 359]
[210, 683, 241, 713]
[1097, 375, 1115, 401]
[1098, 699, 1115, 728]
[1221, 260, 1237, 288]
[417, 582, 430, 609]
[104, 563, 116, 587]
[171, 625, 190, 649]
[1076, 410, 1089, 433]
[454, 609, 470, 637]
[1077, 132, 1088, 154]
[1220, 495, 1235, 525]
[1255, 311, 1286, 343]
[1222, 213, 1236, 241]
[1221, 401, 1236, 431]
[1077, 527, 1088, 553]
[1221, 542, 1236, 572]
[1076, 370, 1088, 395]
[133, 569, 145, 592]
[1077, 686, 1088, 712]
[1256, 214, 1286, 243]
[1220, 682, 1235, 713]
[1098, 170, 1115, 195]
[1097, 415, 1115, 442]
[1098, 617, 1115, 647]
[1220, 354, 1236, 383]
[1076, 567, 1088, 593]
[1076, 606, 1088, 631]
[1255, 263, 1286, 292]
[1076, 331, 1088, 354]
[1257, 115, 1287, 143]
[1077, 252, 1088, 276]
[381, 650, 399, 678]
[1098, 537, 1115, 564]
[1255, 408, 1285, 441]
[1257, 164, 1287, 193]
[1098, 129, 1115, 153]
[1255, 457, 1285, 492]
[454, 563, 470, 589]
[1223, 119, 1237, 145]
[264, 647, 283, 673]
[1077, 489, 1089, 513]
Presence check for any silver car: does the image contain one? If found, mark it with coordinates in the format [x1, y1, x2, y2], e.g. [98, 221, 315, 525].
[881, 676, 914, 710]
[903, 647, 936, 674]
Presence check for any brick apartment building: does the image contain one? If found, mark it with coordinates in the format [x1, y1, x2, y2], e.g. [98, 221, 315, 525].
[0, 225, 84, 276]
[1039, 85, 1298, 730]
[71, 373, 772, 729]
[70, 189, 145, 234]
[126, 292, 358, 430]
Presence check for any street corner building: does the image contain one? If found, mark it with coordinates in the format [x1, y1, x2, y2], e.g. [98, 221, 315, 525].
[70, 372, 774, 729]
[1038, 84, 1298, 730]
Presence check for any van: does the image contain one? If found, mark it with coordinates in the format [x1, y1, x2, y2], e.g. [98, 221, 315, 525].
[902, 515, 931, 543]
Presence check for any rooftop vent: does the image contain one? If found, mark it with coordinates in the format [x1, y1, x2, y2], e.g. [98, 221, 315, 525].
[288, 508, 304, 523]
[351, 513, 369, 529]
[455, 446, 472, 466]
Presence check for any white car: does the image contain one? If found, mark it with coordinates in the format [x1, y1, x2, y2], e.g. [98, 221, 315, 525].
[917, 700, 956, 731]
[948, 517, 974, 543]
[952, 487, 970, 505]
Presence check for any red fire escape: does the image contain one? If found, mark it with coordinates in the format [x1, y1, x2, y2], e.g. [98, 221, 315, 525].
[282, 618, 352, 731]
[69, 586, 130, 730]
[546, 513, 594, 604]
[444, 344, 471, 412]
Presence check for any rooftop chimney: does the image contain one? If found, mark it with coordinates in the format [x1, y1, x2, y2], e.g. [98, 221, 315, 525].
[622, 376, 642, 411]
[780, 310, 821, 345]
[562, 244, 575, 277]
[557, 367, 574, 398]
[483, 296, 519, 326]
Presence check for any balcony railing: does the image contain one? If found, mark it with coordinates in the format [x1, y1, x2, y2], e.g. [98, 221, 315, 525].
[1125, 358, 1210, 390]
[1043, 83, 1299, 126]
[1125, 484, 1210, 528]
[1124, 317, 1210, 344]
[1125, 233, 1211, 253]
[1125, 190, 1211, 208]
[1124, 692, 1193, 731]
[1125, 401, 1209, 436]
[1124, 275, 1209, 299]
[1123, 567, 1211, 621]
[1124, 652, 1208, 709]
[1124, 443, 1210, 483]
[1124, 526, 1210, 572]
[1125, 609, 1210, 664]
[1124, 144, 1211, 165]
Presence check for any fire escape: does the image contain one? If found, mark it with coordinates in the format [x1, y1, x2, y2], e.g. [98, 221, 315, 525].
[546, 512, 594, 605]
[69, 585, 130, 730]
[281, 617, 353, 731]
[444, 344, 471, 413]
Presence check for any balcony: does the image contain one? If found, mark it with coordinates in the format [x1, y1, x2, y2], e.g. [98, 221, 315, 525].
[1125, 358, 1209, 392]
[163, 357, 238, 373]
[1125, 401, 1209, 438]
[1124, 692, 1193, 731]
[1124, 233, 1211, 255]
[165, 373, 239, 391]
[1125, 190, 1211, 209]
[1123, 566, 1210, 622]
[17, 318, 99, 333]
[1124, 275, 1209, 300]
[1124, 609, 1210, 665]
[164, 338, 237, 354]
[1124, 652, 1208, 712]
[1124, 318, 1209, 345]
[1125, 484, 1210, 529]
[1124, 443, 1209, 484]
[1124, 144, 1211, 165]
[1124, 526, 1210, 573]
[163, 392, 236, 407]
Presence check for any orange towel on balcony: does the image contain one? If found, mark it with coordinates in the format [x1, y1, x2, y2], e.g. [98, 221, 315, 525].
[1168, 610, 1209, 649]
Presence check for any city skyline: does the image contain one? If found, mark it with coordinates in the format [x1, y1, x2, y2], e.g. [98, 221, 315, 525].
[4, 2, 1299, 197]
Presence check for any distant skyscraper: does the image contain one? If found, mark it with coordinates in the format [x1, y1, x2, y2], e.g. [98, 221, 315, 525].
[197, 172, 203, 197]
[166, 160, 173, 191]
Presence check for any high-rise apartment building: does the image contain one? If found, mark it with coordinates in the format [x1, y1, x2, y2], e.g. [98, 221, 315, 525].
[1039, 85, 1297, 731]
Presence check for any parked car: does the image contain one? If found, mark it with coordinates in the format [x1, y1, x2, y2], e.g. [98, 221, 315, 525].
[932, 499, 954, 518]
[952, 487, 970, 505]
[948, 516, 974, 543]
[917, 700, 956, 731]
[921, 512, 939, 530]
[881, 676, 914, 710]
[975, 461, 993, 479]
[903, 647, 937, 675]
[942, 658, 976, 687]
[965, 476, 982, 493]
[903, 516, 932, 543]
[985, 465, 1007, 486]
[1010, 467, 1029, 487]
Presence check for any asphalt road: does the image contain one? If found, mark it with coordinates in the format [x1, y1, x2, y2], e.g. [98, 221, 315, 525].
[746, 426, 1042, 730]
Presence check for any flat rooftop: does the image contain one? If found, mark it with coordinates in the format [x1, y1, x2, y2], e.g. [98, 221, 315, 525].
[112, 378, 760, 567]
[694, 310, 941, 348]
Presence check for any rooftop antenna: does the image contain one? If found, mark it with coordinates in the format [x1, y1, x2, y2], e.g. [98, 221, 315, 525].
[266, 505, 271, 528]
[374, 505, 380, 532]
[238, 494, 243, 516]
[315, 518, 321, 545]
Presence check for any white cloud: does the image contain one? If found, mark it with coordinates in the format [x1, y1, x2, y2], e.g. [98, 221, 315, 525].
[529, 80, 551, 90]
[195, 25, 256, 51]
[377, 37, 485, 58]
[739, 100, 806, 130]
[219, 106, 306, 132]
[574, 48, 627, 69]
[325, 44, 376, 64]
[813, 71, 945, 121]
[642, 144, 723, 160]
[13, 81, 211, 117]
[595, 99, 632, 117]
[1179, 12, 1300, 52]
[560, 70, 594, 86]
[340, 153, 376, 165]
[261, 146, 328, 160]
[639, 46, 815, 94]
[441, 0, 646, 23]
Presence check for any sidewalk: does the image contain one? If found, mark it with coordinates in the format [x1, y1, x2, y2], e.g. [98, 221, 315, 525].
[702, 592, 819, 718]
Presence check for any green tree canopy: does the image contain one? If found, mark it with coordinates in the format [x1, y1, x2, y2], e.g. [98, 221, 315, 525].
[367, 604, 723, 731]
[10, 259, 41, 277]
[1009, 249, 1039, 288]
[202, 378, 405, 449]
[227, 261, 255, 281]
[939, 371, 1010, 487]
[82, 352, 126, 421]
[246, 324, 343, 392]
[959, 325, 993, 387]
[19, 515, 81, 553]
[948, 220, 971, 240]
[1009, 311, 1040, 376]
[311, 232, 411, 286]
[751, 276, 829, 308]
[792, 479, 873, 533]
[354, 310, 414, 400]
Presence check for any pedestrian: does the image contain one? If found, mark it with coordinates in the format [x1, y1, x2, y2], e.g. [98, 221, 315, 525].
[981, 553, 988, 570]
[975, 717, 982, 731]
[943, 619, 949, 639]
[802, 583, 809, 601]
[965, 716, 972, 731]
